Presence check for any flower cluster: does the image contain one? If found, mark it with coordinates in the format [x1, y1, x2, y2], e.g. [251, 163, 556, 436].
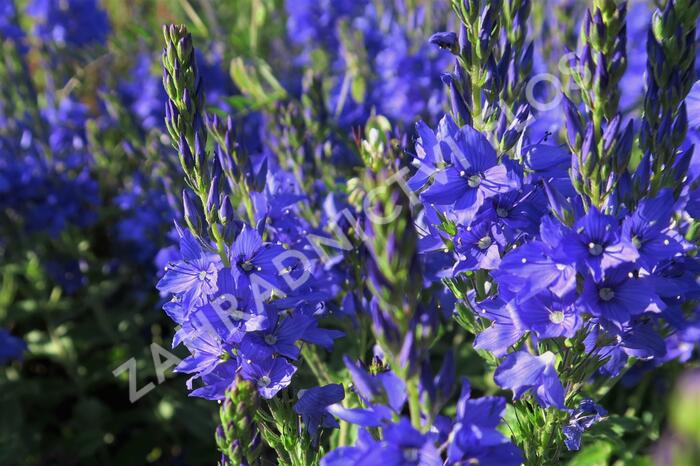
[150, 0, 700, 463]
[285, 0, 452, 128]
[156, 25, 344, 405]
[26, 0, 110, 47]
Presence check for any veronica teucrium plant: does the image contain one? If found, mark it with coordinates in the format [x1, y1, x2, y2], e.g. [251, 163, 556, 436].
[143, 1, 700, 465]
[4, 0, 700, 464]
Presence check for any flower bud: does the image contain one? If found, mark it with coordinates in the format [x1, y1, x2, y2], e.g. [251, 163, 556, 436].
[614, 120, 634, 173]
[429, 32, 459, 54]
[218, 195, 233, 225]
[543, 179, 574, 225]
[206, 175, 220, 214]
[449, 78, 472, 126]
[581, 123, 598, 177]
[182, 189, 200, 232]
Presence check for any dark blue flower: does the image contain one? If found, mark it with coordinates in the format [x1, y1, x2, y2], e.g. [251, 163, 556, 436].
[494, 351, 566, 409]
[447, 380, 524, 466]
[0, 328, 26, 364]
[230, 225, 286, 290]
[190, 360, 238, 401]
[118, 53, 166, 131]
[493, 217, 578, 303]
[174, 328, 227, 384]
[239, 312, 313, 361]
[322, 419, 441, 466]
[294, 384, 345, 439]
[415, 115, 519, 219]
[0, 2, 25, 45]
[516, 293, 582, 339]
[183, 271, 268, 344]
[429, 32, 458, 52]
[452, 213, 502, 273]
[240, 356, 296, 399]
[523, 144, 571, 181]
[27, 0, 110, 47]
[343, 355, 406, 413]
[622, 189, 684, 271]
[478, 186, 545, 246]
[580, 265, 665, 329]
[563, 399, 607, 451]
[564, 207, 639, 280]
[157, 228, 222, 308]
[472, 295, 525, 357]
[326, 356, 406, 427]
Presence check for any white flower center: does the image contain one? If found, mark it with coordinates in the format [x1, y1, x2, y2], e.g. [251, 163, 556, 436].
[467, 174, 482, 188]
[264, 335, 277, 345]
[403, 448, 419, 462]
[599, 287, 615, 301]
[258, 375, 271, 388]
[588, 242, 604, 256]
[477, 236, 492, 250]
[549, 311, 565, 324]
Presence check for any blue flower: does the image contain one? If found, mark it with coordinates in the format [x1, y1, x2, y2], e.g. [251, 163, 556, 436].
[27, 0, 110, 47]
[447, 380, 524, 466]
[230, 225, 286, 290]
[414, 115, 519, 219]
[118, 53, 166, 131]
[174, 329, 227, 384]
[563, 399, 607, 451]
[523, 144, 572, 182]
[157, 228, 222, 308]
[493, 216, 578, 303]
[183, 271, 268, 344]
[428, 32, 458, 52]
[580, 265, 665, 329]
[371, 28, 449, 124]
[494, 351, 566, 409]
[294, 384, 345, 439]
[0, 328, 26, 364]
[189, 360, 238, 401]
[452, 214, 502, 273]
[321, 419, 441, 466]
[622, 189, 684, 271]
[617, 321, 667, 360]
[517, 293, 582, 339]
[240, 356, 296, 399]
[564, 207, 639, 280]
[284, 0, 368, 63]
[326, 356, 406, 428]
[472, 295, 525, 357]
[239, 312, 313, 361]
[478, 186, 545, 246]
[0, 2, 25, 45]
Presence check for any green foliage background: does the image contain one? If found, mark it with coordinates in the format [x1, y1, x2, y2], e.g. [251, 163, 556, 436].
[0, 1, 283, 465]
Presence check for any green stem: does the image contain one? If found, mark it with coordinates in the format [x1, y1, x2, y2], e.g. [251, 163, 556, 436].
[406, 376, 422, 431]
[301, 345, 333, 385]
[239, 181, 257, 227]
[470, 66, 483, 129]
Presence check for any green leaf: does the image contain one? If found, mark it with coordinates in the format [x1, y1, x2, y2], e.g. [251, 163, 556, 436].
[566, 441, 613, 466]
[351, 76, 366, 103]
